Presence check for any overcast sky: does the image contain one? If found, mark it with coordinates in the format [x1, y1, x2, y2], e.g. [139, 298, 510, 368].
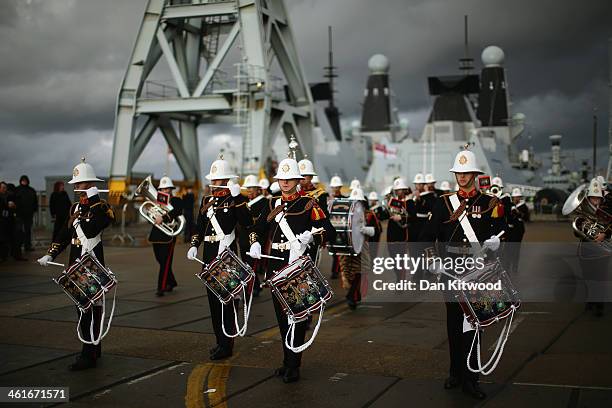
[0, 0, 611, 189]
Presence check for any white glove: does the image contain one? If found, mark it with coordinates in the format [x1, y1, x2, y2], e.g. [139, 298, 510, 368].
[187, 246, 198, 260]
[296, 230, 313, 245]
[228, 181, 241, 197]
[483, 234, 501, 252]
[360, 226, 375, 237]
[37, 255, 53, 267]
[86, 186, 99, 198]
[248, 242, 262, 259]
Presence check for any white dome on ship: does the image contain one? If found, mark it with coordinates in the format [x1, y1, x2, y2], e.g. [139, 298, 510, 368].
[481, 46, 505, 67]
[368, 54, 390, 74]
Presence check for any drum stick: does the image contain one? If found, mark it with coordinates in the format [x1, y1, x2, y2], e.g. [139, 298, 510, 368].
[48, 261, 65, 267]
[74, 190, 110, 193]
[495, 230, 505, 238]
[190, 257, 207, 266]
[247, 252, 285, 261]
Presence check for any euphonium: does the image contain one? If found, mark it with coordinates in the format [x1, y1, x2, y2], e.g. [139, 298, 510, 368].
[489, 185, 503, 198]
[562, 184, 611, 251]
[135, 176, 185, 236]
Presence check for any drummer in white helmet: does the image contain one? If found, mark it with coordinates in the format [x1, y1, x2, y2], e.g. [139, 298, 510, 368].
[259, 177, 271, 198]
[439, 181, 451, 194]
[148, 175, 183, 297]
[187, 154, 256, 361]
[420, 146, 507, 399]
[341, 188, 381, 309]
[247, 151, 336, 383]
[425, 173, 442, 196]
[38, 157, 115, 371]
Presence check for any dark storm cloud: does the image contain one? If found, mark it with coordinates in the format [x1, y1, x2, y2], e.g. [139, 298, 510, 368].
[1, 0, 611, 188]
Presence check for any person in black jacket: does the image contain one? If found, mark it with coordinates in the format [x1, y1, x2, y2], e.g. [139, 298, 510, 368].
[0, 182, 10, 262]
[49, 181, 72, 242]
[37, 159, 114, 371]
[6, 183, 26, 261]
[148, 176, 183, 297]
[15, 175, 38, 252]
[182, 186, 196, 243]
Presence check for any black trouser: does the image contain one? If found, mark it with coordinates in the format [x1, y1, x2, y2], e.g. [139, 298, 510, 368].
[331, 255, 340, 278]
[77, 305, 103, 361]
[16, 216, 33, 250]
[184, 213, 194, 242]
[445, 301, 478, 385]
[272, 295, 307, 369]
[153, 241, 177, 291]
[206, 287, 236, 351]
[52, 216, 67, 242]
[346, 273, 362, 303]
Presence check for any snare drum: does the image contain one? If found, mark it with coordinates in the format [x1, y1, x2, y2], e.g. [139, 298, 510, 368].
[196, 248, 255, 304]
[53, 253, 117, 312]
[328, 198, 365, 256]
[268, 256, 333, 322]
[455, 258, 521, 327]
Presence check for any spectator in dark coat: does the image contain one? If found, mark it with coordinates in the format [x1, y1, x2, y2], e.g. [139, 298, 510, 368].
[49, 181, 72, 241]
[6, 183, 26, 261]
[15, 175, 38, 251]
[182, 186, 196, 242]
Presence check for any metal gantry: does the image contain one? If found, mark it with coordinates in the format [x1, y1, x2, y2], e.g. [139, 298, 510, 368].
[108, 0, 315, 199]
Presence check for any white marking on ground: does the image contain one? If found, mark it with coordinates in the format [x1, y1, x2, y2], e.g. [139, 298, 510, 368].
[127, 362, 188, 385]
[513, 382, 612, 391]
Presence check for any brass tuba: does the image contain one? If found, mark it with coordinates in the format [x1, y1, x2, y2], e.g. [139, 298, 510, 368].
[562, 184, 611, 251]
[135, 176, 185, 236]
[489, 185, 503, 198]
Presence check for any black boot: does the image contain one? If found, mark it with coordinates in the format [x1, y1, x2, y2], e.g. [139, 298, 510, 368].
[444, 376, 460, 390]
[69, 356, 96, 371]
[210, 347, 232, 360]
[274, 366, 287, 376]
[462, 381, 486, 400]
[209, 345, 221, 355]
[282, 367, 300, 383]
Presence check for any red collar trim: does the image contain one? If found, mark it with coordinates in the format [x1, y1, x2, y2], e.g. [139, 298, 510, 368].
[282, 191, 300, 201]
[213, 189, 230, 197]
[457, 188, 478, 199]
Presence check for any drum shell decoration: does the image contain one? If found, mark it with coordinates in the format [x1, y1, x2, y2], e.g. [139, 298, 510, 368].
[455, 259, 520, 327]
[196, 249, 255, 304]
[53, 253, 117, 312]
[268, 256, 334, 322]
[328, 199, 365, 256]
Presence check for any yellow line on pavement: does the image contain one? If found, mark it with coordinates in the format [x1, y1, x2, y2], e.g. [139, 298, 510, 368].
[185, 353, 239, 408]
[185, 363, 212, 408]
[206, 364, 231, 408]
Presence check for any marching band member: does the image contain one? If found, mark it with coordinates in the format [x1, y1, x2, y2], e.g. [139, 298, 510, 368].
[506, 188, 529, 273]
[259, 178, 271, 198]
[425, 173, 443, 196]
[420, 147, 506, 400]
[387, 177, 413, 281]
[148, 176, 183, 297]
[349, 178, 361, 191]
[248, 154, 335, 383]
[368, 191, 389, 223]
[341, 187, 381, 309]
[239, 174, 268, 297]
[439, 181, 451, 194]
[328, 175, 346, 279]
[187, 155, 255, 360]
[37, 158, 115, 371]
[577, 178, 610, 317]
[298, 156, 329, 215]
[312, 175, 321, 188]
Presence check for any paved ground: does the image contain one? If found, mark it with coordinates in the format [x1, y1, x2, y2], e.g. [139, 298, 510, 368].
[0, 222, 611, 407]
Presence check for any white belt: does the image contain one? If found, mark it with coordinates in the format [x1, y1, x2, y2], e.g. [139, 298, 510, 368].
[203, 230, 235, 244]
[416, 213, 430, 218]
[271, 242, 291, 251]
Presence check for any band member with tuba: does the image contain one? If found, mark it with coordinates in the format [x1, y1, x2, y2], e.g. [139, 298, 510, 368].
[37, 158, 115, 371]
[148, 176, 183, 297]
[248, 154, 335, 384]
[341, 187, 380, 310]
[575, 178, 611, 317]
[420, 147, 506, 400]
[187, 155, 255, 360]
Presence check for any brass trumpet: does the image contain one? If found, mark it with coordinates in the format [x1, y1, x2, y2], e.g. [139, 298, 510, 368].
[135, 176, 185, 237]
